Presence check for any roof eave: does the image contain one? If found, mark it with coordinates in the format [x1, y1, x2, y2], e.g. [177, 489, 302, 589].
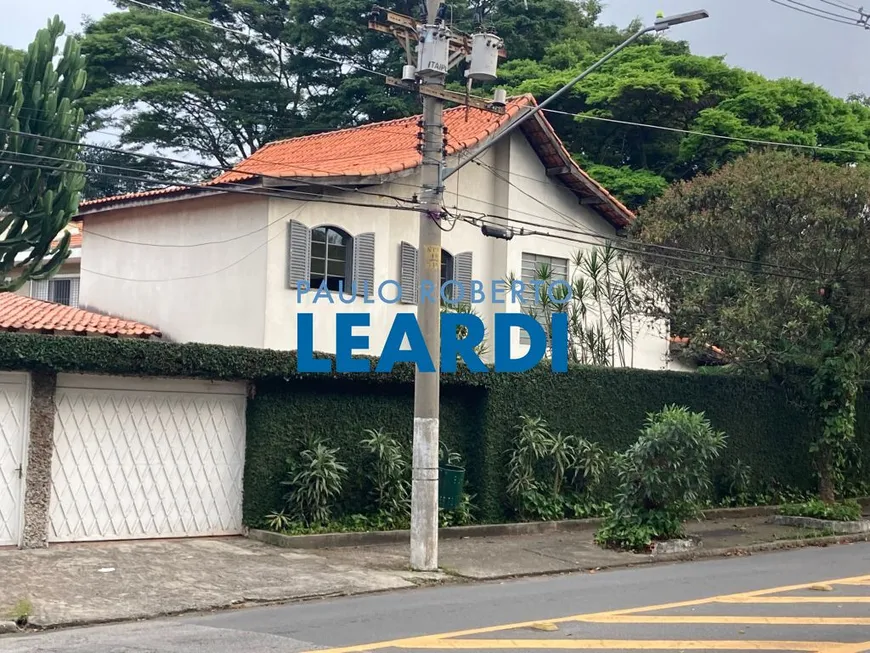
[76, 188, 230, 218]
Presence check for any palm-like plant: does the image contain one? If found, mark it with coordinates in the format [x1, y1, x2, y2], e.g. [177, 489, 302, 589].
[361, 428, 410, 518]
[281, 436, 347, 526]
[510, 243, 638, 368]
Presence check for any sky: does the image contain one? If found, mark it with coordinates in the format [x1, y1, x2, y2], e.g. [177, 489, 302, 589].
[3, 0, 869, 100]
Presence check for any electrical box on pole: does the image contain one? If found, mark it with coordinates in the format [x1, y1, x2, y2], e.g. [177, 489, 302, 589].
[467, 33, 502, 81]
[366, 2, 508, 573]
[417, 25, 451, 76]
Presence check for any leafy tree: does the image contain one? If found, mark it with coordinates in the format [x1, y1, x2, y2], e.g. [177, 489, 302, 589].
[79, 0, 602, 166]
[633, 150, 870, 503]
[78, 143, 202, 200]
[500, 34, 870, 208]
[0, 18, 87, 292]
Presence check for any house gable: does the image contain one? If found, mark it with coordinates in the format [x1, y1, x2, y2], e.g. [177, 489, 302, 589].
[74, 96, 633, 230]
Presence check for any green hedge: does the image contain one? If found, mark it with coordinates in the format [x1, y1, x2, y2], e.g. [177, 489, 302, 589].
[0, 332, 484, 386]
[244, 378, 486, 524]
[1, 332, 856, 525]
[479, 368, 819, 521]
[244, 366, 829, 526]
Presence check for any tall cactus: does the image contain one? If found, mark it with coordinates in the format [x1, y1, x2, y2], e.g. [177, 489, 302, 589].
[0, 16, 87, 292]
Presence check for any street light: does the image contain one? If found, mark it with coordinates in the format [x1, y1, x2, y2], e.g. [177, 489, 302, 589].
[443, 9, 710, 180]
[654, 9, 710, 30]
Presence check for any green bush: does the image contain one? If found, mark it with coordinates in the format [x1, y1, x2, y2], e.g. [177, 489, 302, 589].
[781, 498, 863, 522]
[505, 415, 611, 522]
[280, 435, 347, 526]
[361, 428, 410, 520]
[596, 405, 727, 551]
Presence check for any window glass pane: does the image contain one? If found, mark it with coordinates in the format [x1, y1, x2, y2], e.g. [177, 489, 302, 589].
[311, 228, 327, 243]
[311, 241, 326, 259]
[311, 259, 326, 277]
[310, 275, 325, 289]
[327, 260, 346, 276]
[326, 228, 347, 246]
[327, 245, 346, 262]
[51, 279, 71, 305]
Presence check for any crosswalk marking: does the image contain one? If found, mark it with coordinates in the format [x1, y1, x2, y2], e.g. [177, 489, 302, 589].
[308, 573, 870, 653]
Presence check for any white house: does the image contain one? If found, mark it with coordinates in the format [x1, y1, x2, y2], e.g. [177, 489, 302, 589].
[75, 94, 686, 371]
[14, 221, 82, 307]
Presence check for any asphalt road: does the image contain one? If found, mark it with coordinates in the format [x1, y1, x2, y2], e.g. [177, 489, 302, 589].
[4, 542, 870, 652]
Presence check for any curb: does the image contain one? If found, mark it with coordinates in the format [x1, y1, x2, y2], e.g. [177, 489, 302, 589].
[248, 504, 791, 550]
[7, 531, 870, 635]
[450, 531, 870, 582]
[768, 514, 870, 534]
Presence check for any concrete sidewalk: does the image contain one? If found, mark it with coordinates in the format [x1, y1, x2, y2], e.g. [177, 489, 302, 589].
[1, 515, 866, 632]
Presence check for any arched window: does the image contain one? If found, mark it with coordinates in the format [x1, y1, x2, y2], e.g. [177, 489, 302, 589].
[441, 249, 454, 300]
[310, 226, 352, 292]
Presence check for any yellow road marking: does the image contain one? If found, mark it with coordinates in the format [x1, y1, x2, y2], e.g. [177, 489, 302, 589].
[819, 641, 870, 653]
[303, 573, 870, 653]
[400, 638, 841, 650]
[577, 615, 870, 626]
[718, 597, 870, 604]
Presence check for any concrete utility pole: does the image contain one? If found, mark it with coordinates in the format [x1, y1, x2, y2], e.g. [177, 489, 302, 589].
[368, 3, 506, 572]
[412, 2, 447, 572]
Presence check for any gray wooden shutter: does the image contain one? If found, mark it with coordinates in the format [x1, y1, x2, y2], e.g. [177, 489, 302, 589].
[454, 251, 473, 303]
[400, 241, 418, 304]
[353, 232, 375, 297]
[287, 219, 310, 289]
[31, 280, 49, 301]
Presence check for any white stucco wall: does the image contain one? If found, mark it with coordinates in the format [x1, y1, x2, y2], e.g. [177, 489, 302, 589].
[75, 129, 677, 371]
[79, 194, 269, 346]
[262, 143, 509, 362]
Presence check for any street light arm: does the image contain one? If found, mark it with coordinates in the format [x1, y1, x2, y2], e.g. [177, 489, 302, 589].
[442, 25, 653, 182]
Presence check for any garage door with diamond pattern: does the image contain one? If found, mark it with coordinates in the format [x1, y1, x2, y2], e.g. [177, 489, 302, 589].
[49, 374, 247, 542]
[0, 372, 28, 547]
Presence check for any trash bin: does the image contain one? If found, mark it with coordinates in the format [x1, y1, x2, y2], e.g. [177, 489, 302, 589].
[438, 464, 465, 510]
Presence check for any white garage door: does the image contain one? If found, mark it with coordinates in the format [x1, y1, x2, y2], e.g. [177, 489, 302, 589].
[0, 372, 28, 546]
[49, 374, 247, 542]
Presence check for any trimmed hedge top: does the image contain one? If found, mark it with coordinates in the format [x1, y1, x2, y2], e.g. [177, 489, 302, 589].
[0, 331, 487, 385]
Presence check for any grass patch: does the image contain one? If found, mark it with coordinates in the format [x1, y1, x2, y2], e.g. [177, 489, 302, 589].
[7, 598, 32, 627]
[780, 498, 863, 522]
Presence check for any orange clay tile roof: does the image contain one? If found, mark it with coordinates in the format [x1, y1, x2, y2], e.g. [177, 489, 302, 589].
[51, 221, 82, 250]
[77, 95, 634, 228]
[0, 293, 161, 338]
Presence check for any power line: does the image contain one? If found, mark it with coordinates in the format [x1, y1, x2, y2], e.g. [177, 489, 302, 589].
[22, 142, 827, 280]
[80, 203, 310, 283]
[1, 158, 423, 214]
[541, 108, 870, 157]
[124, 0, 390, 78]
[769, 0, 867, 26]
[459, 213, 836, 285]
[784, 0, 863, 22]
[817, 0, 863, 11]
[2, 128, 418, 206]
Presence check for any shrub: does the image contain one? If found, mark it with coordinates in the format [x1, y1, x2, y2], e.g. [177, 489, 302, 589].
[281, 436, 347, 526]
[360, 428, 410, 519]
[781, 498, 863, 522]
[596, 405, 727, 551]
[506, 415, 612, 521]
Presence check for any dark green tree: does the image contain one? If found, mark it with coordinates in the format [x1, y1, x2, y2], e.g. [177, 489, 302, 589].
[78, 144, 201, 200]
[500, 34, 870, 209]
[78, 0, 602, 166]
[0, 17, 87, 292]
[634, 150, 870, 503]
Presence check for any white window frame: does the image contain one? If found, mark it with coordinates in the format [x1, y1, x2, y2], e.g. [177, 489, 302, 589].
[31, 274, 81, 307]
[519, 253, 568, 344]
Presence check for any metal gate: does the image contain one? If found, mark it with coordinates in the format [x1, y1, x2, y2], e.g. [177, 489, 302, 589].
[0, 372, 28, 546]
[49, 374, 246, 542]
